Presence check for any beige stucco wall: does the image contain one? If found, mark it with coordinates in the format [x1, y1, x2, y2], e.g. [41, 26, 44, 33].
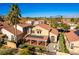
[64, 34, 79, 54]
[31, 26, 49, 36]
[50, 33, 58, 42]
[68, 41, 79, 54]
[1, 28, 16, 41]
[64, 35, 70, 49]
[71, 41, 79, 47]
[15, 25, 23, 32]
[31, 26, 57, 42]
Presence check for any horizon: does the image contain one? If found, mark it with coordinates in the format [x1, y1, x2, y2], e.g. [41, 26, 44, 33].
[0, 3, 79, 18]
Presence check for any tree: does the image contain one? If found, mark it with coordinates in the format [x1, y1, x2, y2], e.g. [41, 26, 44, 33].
[58, 33, 69, 53]
[55, 15, 63, 22]
[76, 24, 79, 29]
[70, 18, 75, 23]
[60, 16, 63, 22]
[0, 15, 4, 22]
[61, 23, 70, 32]
[51, 22, 59, 28]
[7, 4, 21, 45]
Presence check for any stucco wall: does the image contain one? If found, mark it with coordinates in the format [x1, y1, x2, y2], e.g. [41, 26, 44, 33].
[50, 33, 58, 42]
[64, 34, 79, 54]
[71, 41, 79, 47]
[31, 26, 57, 42]
[32, 26, 49, 36]
[16, 25, 23, 32]
[1, 28, 15, 41]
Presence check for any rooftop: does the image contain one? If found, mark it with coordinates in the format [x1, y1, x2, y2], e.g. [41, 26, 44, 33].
[3, 26, 22, 36]
[65, 31, 79, 42]
[1, 22, 23, 36]
[37, 24, 58, 35]
[18, 23, 31, 27]
[25, 35, 48, 41]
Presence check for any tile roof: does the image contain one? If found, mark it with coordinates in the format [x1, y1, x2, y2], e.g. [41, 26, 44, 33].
[1, 22, 23, 36]
[3, 26, 22, 36]
[18, 23, 31, 27]
[25, 35, 48, 41]
[37, 24, 58, 36]
[65, 31, 79, 42]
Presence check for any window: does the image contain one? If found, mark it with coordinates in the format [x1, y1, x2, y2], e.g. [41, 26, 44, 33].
[50, 36, 55, 42]
[37, 31, 39, 34]
[32, 30, 35, 33]
[11, 35, 14, 40]
[71, 43, 74, 49]
[36, 29, 42, 34]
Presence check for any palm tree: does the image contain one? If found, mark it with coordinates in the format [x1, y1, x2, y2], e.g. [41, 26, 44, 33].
[60, 16, 63, 22]
[7, 4, 21, 43]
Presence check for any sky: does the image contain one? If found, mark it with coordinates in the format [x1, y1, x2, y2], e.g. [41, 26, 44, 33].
[0, 3, 79, 17]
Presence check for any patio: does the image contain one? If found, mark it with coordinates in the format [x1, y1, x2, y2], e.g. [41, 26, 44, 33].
[25, 35, 48, 47]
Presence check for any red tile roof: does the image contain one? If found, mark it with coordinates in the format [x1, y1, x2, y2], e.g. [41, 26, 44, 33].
[18, 23, 31, 27]
[37, 24, 58, 36]
[65, 31, 79, 42]
[3, 26, 22, 36]
[2, 22, 23, 36]
[25, 35, 48, 41]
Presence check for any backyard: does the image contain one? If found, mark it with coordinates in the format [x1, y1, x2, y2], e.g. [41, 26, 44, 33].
[0, 42, 47, 55]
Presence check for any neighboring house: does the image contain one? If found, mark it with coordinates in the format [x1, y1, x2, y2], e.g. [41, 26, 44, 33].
[14, 23, 31, 34]
[68, 23, 77, 30]
[26, 20, 48, 25]
[1, 22, 26, 41]
[64, 30, 79, 49]
[25, 24, 58, 46]
[1, 26, 23, 41]
[62, 19, 77, 30]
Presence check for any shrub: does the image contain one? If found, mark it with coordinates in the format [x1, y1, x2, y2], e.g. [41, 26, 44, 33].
[0, 47, 18, 55]
[17, 48, 31, 55]
[19, 43, 28, 48]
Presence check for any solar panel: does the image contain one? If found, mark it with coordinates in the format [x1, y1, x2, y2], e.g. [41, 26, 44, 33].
[74, 30, 79, 36]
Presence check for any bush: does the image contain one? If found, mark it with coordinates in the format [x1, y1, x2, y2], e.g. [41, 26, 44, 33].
[28, 46, 36, 55]
[17, 48, 31, 55]
[0, 47, 18, 55]
[19, 43, 28, 48]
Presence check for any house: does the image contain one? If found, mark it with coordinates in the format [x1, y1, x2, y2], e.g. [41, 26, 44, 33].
[1, 25, 23, 41]
[1, 22, 25, 41]
[64, 30, 79, 53]
[26, 20, 48, 25]
[0, 21, 58, 47]
[14, 23, 31, 34]
[25, 24, 58, 46]
[31, 24, 58, 42]
[62, 19, 77, 30]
